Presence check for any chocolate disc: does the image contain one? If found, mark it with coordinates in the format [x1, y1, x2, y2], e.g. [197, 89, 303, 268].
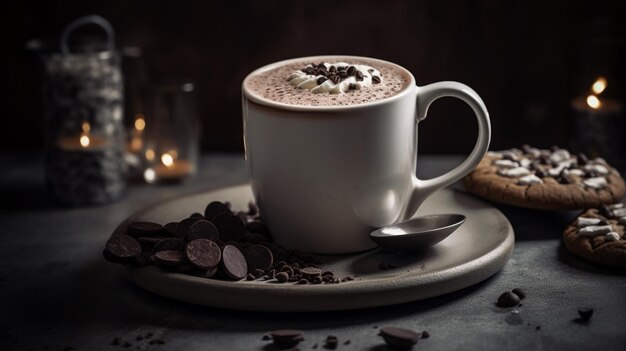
[105, 234, 141, 261]
[300, 267, 321, 279]
[126, 222, 163, 237]
[378, 327, 419, 349]
[204, 201, 232, 221]
[243, 244, 273, 272]
[185, 239, 221, 270]
[269, 330, 305, 349]
[213, 214, 245, 242]
[152, 238, 185, 253]
[163, 222, 179, 237]
[220, 244, 248, 280]
[175, 217, 201, 239]
[154, 250, 185, 266]
[186, 220, 220, 242]
[138, 236, 168, 251]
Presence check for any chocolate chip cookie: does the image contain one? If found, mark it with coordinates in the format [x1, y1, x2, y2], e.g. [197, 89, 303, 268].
[463, 145, 625, 210]
[563, 203, 626, 268]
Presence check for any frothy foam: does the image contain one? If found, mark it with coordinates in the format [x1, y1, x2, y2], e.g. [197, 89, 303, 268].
[245, 57, 412, 107]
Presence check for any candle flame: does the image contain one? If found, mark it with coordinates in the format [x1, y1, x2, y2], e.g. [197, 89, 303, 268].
[82, 122, 91, 133]
[145, 148, 155, 161]
[134, 114, 146, 131]
[586, 94, 601, 109]
[161, 153, 174, 167]
[591, 77, 607, 95]
[79, 135, 91, 147]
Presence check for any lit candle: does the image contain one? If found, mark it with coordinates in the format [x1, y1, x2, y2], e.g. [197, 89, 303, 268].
[571, 77, 624, 169]
[144, 150, 192, 183]
[56, 122, 108, 150]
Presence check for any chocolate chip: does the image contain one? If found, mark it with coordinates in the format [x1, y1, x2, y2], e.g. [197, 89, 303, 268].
[329, 65, 337, 72]
[512, 288, 526, 299]
[347, 66, 356, 76]
[577, 153, 589, 165]
[243, 244, 274, 272]
[154, 250, 185, 267]
[213, 214, 246, 242]
[372, 75, 381, 84]
[378, 327, 419, 349]
[496, 291, 520, 307]
[338, 70, 348, 78]
[163, 222, 178, 237]
[300, 267, 321, 278]
[175, 217, 200, 239]
[246, 221, 270, 236]
[104, 235, 141, 262]
[355, 70, 364, 81]
[324, 335, 338, 349]
[269, 330, 304, 349]
[220, 245, 248, 280]
[275, 271, 289, 282]
[296, 279, 308, 284]
[152, 238, 185, 253]
[337, 66, 347, 71]
[317, 77, 328, 85]
[126, 222, 163, 237]
[421, 331, 429, 339]
[138, 236, 167, 251]
[348, 83, 357, 91]
[204, 201, 232, 221]
[578, 307, 594, 322]
[186, 220, 220, 241]
[262, 334, 271, 341]
[185, 239, 221, 270]
[330, 75, 341, 84]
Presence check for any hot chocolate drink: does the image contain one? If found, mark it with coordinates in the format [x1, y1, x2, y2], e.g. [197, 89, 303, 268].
[244, 56, 412, 107]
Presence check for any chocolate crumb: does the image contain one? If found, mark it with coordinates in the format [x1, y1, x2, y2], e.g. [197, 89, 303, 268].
[421, 330, 430, 339]
[344, 340, 351, 345]
[578, 307, 594, 322]
[536, 326, 541, 331]
[324, 335, 338, 349]
[262, 334, 271, 341]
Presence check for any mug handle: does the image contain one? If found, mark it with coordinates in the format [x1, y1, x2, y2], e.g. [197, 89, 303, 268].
[403, 81, 491, 219]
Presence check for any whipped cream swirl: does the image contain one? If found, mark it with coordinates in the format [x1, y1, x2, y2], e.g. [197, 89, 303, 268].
[287, 62, 382, 94]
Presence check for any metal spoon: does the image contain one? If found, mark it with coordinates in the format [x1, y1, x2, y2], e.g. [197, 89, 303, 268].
[370, 214, 466, 252]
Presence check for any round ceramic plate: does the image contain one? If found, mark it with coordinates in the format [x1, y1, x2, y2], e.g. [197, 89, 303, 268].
[116, 184, 514, 312]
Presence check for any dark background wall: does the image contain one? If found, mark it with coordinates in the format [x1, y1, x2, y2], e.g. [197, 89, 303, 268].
[4, 0, 625, 154]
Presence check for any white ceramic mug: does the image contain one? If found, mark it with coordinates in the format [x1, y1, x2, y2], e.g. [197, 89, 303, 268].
[242, 56, 490, 254]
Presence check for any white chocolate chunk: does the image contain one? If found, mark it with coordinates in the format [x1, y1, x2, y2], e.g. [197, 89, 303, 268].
[501, 150, 521, 162]
[550, 149, 571, 163]
[577, 225, 613, 237]
[498, 167, 530, 177]
[619, 216, 626, 225]
[564, 169, 584, 176]
[577, 217, 601, 227]
[526, 147, 542, 158]
[558, 159, 577, 168]
[583, 177, 607, 189]
[548, 165, 566, 177]
[608, 203, 624, 209]
[604, 232, 620, 242]
[494, 159, 519, 168]
[612, 208, 626, 217]
[591, 157, 607, 165]
[584, 164, 609, 175]
[517, 174, 543, 185]
[520, 158, 531, 168]
[487, 151, 502, 159]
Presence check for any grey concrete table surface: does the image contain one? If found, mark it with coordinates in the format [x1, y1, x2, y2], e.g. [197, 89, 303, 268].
[1, 153, 625, 351]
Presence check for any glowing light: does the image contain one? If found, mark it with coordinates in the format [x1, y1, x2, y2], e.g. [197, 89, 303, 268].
[134, 114, 146, 131]
[79, 135, 91, 147]
[81, 122, 91, 133]
[145, 148, 155, 161]
[143, 168, 156, 183]
[161, 153, 174, 167]
[591, 77, 607, 95]
[586, 94, 601, 109]
[130, 137, 143, 152]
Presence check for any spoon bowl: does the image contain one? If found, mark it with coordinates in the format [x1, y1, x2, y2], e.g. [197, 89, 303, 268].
[370, 214, 466, 252]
